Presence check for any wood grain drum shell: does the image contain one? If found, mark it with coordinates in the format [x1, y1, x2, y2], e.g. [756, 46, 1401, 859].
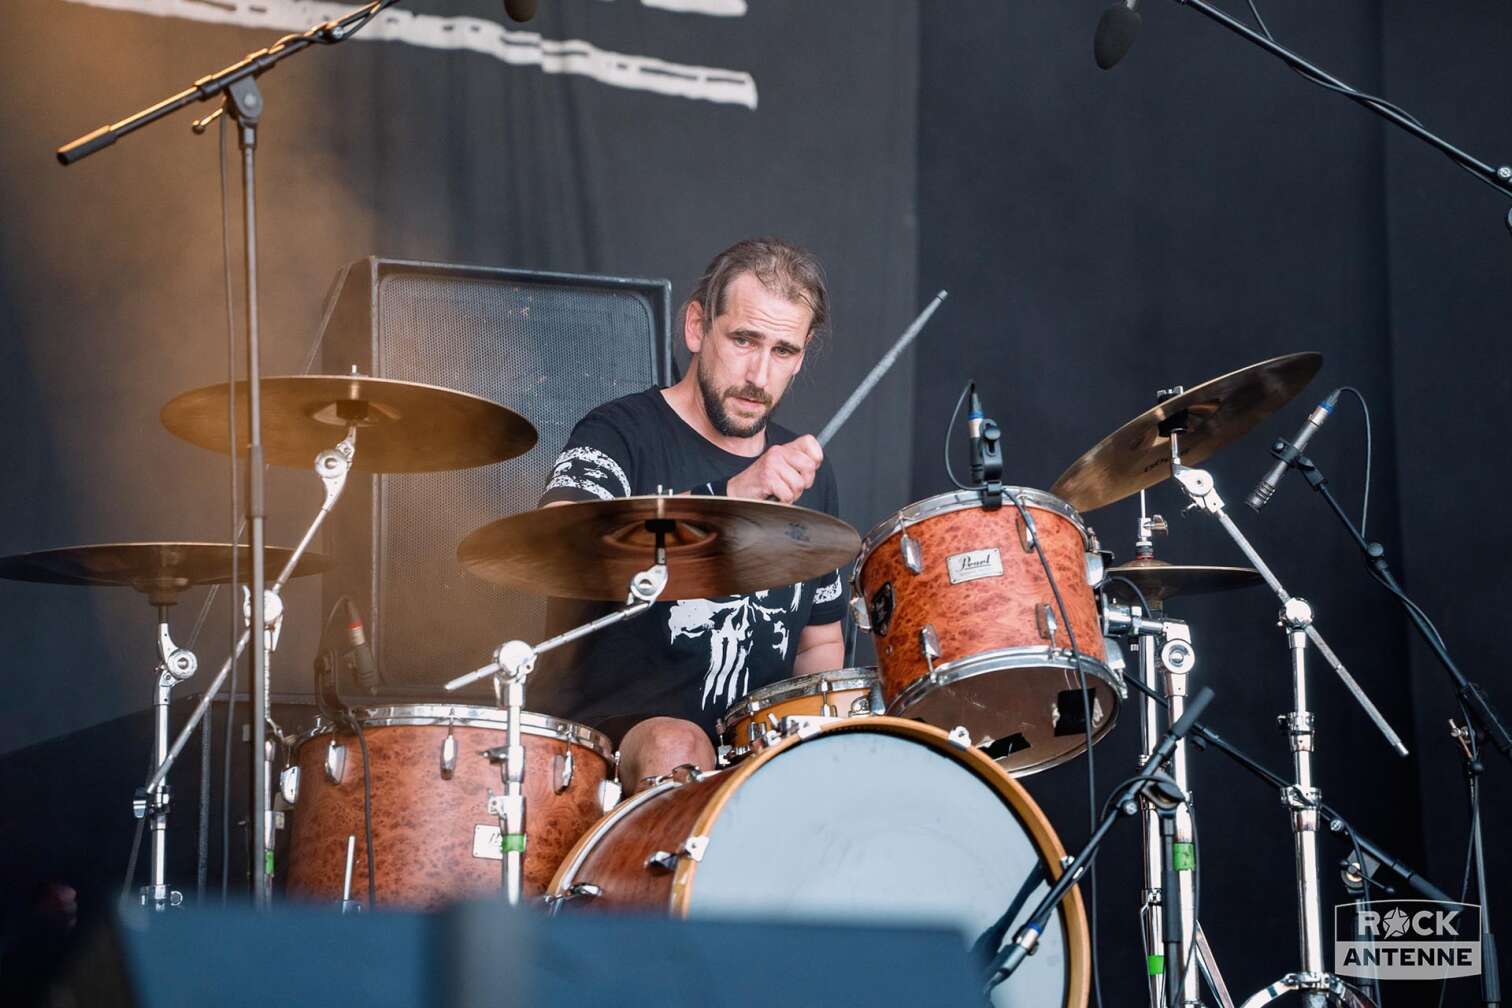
[284, 705, 613, 909]
[853, 489, 1121, 776]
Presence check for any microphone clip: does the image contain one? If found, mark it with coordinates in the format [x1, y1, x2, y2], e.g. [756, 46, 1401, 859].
[1268, 438, 1327, 491]
[978, 418, 1004, 510]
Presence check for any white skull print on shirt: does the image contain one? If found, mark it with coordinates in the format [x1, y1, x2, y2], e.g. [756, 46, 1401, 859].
[526, 387, 849, 743]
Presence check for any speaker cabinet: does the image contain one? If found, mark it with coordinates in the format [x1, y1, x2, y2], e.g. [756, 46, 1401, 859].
[319, 258, 671, 696]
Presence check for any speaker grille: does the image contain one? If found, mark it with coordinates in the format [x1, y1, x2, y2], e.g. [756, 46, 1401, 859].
[364, 269, 666, 689]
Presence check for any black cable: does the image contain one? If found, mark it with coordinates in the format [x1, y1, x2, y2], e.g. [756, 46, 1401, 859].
[1334, 386, 1372, 536]
[217, 111, 243, 903]
[1098, 574, 1154, 622]
[316, 598, 376, 909]
[350, 719, 378, 910]
[1003, 489, 1104, 1008]
[1239, 0, 1512, 202]
[940, 388, 1103, 1007]
[944, 380, 976, 491]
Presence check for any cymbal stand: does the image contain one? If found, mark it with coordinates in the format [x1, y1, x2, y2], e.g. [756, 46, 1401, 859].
[444, 522, 673, 904]
[1163, 424, 1403, 1008]
[143, 427, 358, 892]
[1106, 598, 1224, 1007]
[133, 598, 199, 909]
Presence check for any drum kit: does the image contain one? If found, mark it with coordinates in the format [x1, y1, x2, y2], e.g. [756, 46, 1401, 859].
[1, 349, 1406, 1007]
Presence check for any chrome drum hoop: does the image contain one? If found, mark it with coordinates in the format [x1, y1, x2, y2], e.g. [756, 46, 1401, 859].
[891, 647, 1125, 707]
[300, 703, 614, 763]
[715, 668, 880, 737]
[853, 488, 1092, 576]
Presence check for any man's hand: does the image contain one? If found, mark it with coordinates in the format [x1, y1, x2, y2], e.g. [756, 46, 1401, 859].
[726, 435, 823, 504]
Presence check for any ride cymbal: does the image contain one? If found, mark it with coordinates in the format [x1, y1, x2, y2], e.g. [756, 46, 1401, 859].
[1103, 557, 1263, 604]
[458, 495, 861, 602]
[161, 375, 537, 473]
[1051, 352, 1323, 513]
[0, 542, 333, 596]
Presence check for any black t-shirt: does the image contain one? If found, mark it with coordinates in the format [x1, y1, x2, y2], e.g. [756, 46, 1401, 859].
[530, 387, 847, 744]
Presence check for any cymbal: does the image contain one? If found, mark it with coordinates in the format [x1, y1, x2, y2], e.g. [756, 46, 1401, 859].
[1051, 352, 1323, 512]
[161, 375, 538, 472]
[458, 496, 862, 602]
[0, 542, 333, 596]
[1104, 557, 1263, 604]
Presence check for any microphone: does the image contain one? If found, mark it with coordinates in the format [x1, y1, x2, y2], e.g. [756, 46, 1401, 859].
[1094, 0, 1142, 70]
[967, 383, 986, 483]
[344, 599, 379, 694]
[503, 0, 537, 21]
[1246, 389, 1341, 512]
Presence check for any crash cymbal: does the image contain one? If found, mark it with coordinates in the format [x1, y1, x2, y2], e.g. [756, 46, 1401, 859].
[1051, 352, 1323, 513]
[458, 495, 861, 602]
[0, 542, 333, 597]
[1104, 557, 1263, 604]
[161, 375, 537, 472]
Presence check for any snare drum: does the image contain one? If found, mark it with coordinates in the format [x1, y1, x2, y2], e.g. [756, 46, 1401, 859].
[284, 704, 615, 909]
[716, 667, 882, 757]
[548, 716, 1090, 1008]
[854, 489, 1122, 775]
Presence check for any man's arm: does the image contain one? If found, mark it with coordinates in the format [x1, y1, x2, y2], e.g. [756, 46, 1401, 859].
[793, 620, 845, 677]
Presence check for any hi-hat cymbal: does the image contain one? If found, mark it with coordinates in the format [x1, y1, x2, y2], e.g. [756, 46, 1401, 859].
[161, 375, 538, 472]
[1104, 557, 1263, 604]
[0, 542, 333, 596]
[1051, 352, 1323, 513]
[458, 496, 862, 602]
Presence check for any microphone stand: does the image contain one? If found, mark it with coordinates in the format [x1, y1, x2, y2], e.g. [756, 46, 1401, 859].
[1116, 671, 1454, 908]
[1272, 439, 1505, 1007]
[55, 0, 404, 908]
[984, 687, 1216, 998]
[1164, 0, 1512, 223]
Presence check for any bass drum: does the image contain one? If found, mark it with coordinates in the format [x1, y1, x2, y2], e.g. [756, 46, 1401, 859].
[549, 717, 1089, 1008]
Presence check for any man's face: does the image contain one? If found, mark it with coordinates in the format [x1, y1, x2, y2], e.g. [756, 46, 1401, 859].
[687, 271, 813, 439]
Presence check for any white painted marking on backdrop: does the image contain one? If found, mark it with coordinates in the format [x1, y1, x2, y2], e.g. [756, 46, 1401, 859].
[61, 0, 758, 108]
[642, 0, 747, 16]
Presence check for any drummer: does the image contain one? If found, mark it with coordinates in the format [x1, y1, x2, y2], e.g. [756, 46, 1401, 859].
[531, 237, 848, 792]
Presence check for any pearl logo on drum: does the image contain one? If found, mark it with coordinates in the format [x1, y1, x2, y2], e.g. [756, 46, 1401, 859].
[947, 548, 1004, 585]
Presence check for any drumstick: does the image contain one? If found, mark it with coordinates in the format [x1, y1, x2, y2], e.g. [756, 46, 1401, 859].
[817, 290, 948, 448]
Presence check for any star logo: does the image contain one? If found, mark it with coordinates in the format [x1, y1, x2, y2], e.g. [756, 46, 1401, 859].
[1382, 907, 1411, 938]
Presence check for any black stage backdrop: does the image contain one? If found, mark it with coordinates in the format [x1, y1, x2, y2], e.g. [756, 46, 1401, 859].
[0, 0, 916, 964]
[3, 0, 1511, 1002]
[918, 1, 1509, 1005]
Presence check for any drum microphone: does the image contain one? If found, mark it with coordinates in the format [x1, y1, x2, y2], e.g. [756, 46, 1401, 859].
[503, 0, 537, 22]
[344, 599, 380, 694]
[1245, 389, 1340, 512]
[1094, 0, 1142, 70]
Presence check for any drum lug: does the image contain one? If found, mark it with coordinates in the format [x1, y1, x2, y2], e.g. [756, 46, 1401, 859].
[597, 778, 623, 812]
[440, 725, 458, 780]
[1018, 512, 1037, 553]
[919, 624, 941, 672]
[647, 834, 709, 873]
[900, 531, 924, 574]
[279, 765, 300, 805]
[324, 740, 347, 785]
[545, 882, 603, 911]
[1036, 603, 1059, 647]
[848, 592, 871, 632]
[818, 677, 836, 717]
[947, 725, 971, 749]
[553, 750, 574, 794]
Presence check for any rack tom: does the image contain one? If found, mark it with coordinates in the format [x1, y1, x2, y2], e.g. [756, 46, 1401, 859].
[716, 667, 882, 759]
[283, 704, 616, 909]
[854, 489, 1121, 775]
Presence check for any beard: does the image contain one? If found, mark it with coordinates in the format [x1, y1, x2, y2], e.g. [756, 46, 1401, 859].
[697, 357, 775, 439]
